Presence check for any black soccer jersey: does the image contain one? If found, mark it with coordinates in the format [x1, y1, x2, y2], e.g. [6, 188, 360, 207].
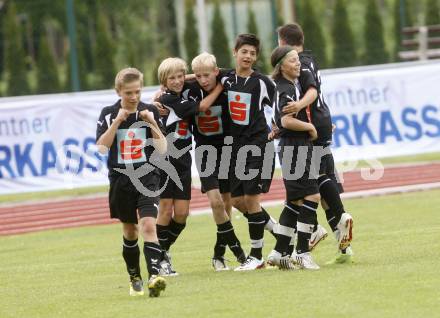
[274, 77, 309, 139]
[158, 88, 200, 150]
[96, 100, 161, 173]
[220, 69, 275, 146]
[183, 81, 230, 146]
[298, 50, 333, 144]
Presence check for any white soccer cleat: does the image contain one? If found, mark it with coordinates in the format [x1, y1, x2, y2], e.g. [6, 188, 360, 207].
[295, 252, 320, 270]
[267, 250, 282, 266]
[234, 256, 265, 271]
[267, 250, 296, 270]
[212, 257, 230, 271]
[336, 213, 353, 250]
[309, 224, 328, 251]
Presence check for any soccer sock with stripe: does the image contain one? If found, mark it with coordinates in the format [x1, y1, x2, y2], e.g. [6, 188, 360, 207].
[296, 200, 318, 254]
[243, 209, 277, 238]
[143, 241, 162, 277]
[217, 220, 244, 259]
[167, 219, 186, 248]
[318, 175, 345, 229]
[248, 211, 265, 260]
[156, 224, 170, 251]
[214, 231, 227, 258]
[122, 237, 140, 279]
[275, 202, 299, 256]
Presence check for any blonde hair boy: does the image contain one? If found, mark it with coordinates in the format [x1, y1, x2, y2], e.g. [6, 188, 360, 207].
[114, 67, 143, 91]
[157, 57, 188, 86]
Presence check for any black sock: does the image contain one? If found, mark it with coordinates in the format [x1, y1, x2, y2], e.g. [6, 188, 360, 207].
[274, 204, 297, 255]
[214, 231, 226, 258]
[248, 212, 265, 259]
[243, 212, 249, 219]
[319, 175, 345, 225]
[325, 209, 339, 231]
[143, 241, 162, 277]
[168, 219, 186, 248]
[218, 220, 244, 259]
[156, 224, 170, 251]
[284, 202, 300, 255]
[261, 207, 277, 238]
[296, 200, 318, 254]
[123, 237, 140, 279]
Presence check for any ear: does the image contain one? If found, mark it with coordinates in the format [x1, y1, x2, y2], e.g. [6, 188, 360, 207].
[233, 49, 237, 57]
[214, 67, 220, 76]
[115, 88, 121, 97]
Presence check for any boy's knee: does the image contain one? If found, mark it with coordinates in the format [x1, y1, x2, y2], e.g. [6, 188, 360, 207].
[305, 193, 321, 203]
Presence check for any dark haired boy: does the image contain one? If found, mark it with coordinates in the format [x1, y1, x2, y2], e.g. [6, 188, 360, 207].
[277, 23, 354, 263]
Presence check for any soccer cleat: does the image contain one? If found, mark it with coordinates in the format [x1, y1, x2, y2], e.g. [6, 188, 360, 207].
[212, 256, 230, 271]
[159, 251, 179, 276]
[234, 256, 265, 271]
[309, 224, 328, 251]
[236, 251, 247, 265]
[267, 249, 282, 267]
[129, 276, 144, 296]
[336, 213, 353, 250]
[148, 275, 166, 298]
[327, 246, 354, 265]
[295, 252, 320, 270]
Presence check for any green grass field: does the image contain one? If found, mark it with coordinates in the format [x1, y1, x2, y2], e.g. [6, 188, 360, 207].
[1, 189, 439, 318]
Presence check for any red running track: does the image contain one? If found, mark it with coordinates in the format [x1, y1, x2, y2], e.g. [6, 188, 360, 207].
[1, 163, 439, 236]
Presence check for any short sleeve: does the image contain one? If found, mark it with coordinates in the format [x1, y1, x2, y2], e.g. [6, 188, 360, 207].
[96, 108, 110, 142]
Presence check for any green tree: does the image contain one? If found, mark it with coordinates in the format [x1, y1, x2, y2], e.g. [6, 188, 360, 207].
[301, 1, 328, 68]
[66, 39, 89, 91]
[183, 0, 200, 64]
[210, 2, 231, 68]
[393, 0, 403, 61]
[36, 35, 60, 93]
[247, 7, 268, 74]
[94, 11, 116, 89]
[3, 3, 31, 96]
[363, 0, 389, 65]
[157, 0, 180, 57]
[331, 0, 357, 67]
[425, 0, 440, 48]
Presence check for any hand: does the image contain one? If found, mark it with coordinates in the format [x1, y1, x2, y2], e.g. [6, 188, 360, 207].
[268, 124, 280, 140]
[153, 102, 169, 116]
[309, 125, 318, 141]
[153, 88, 165, 102]
[282, 101, 304, 115]
[115, 108, 129, 123]
[139, 109, 155, 124]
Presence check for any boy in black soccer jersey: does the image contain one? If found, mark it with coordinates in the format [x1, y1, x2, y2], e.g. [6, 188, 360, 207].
[187, 52, 246, 270]
[267, 46, 320, 270]
[277, 23, 354, 263]
[156, 57, 223, 274]
[219, 34, 277, 271]
[96, 68, 167, 297]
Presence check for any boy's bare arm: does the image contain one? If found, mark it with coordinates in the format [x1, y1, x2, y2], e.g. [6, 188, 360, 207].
[139, 110, 167, 154]
[96, 109, 129, 152]
[282, 87, 317, 114]
[198, 83, 223, 112]
[281, 115, 317, 140]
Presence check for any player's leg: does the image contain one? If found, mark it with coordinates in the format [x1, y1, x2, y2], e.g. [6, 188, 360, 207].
[139, 216, 166, 297]
[122, 222, 144, 296]
[295, 193, 320, 270]
[208, 189, 245, 269]
[157, 198, 173, 251]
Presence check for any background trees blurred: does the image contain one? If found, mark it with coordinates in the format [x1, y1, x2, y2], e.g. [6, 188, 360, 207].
[0, 0, 439, 96]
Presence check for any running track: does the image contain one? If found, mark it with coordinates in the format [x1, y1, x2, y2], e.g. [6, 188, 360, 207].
[1, 163, 440, 236]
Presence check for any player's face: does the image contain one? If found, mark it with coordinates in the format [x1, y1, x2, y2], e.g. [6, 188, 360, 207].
[117, 80, 142, 108]
[234, 45, 257, 70]
[281, 51, 301, 80]
[166, 71, 185, 94]
[194, 67, 219, 92]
